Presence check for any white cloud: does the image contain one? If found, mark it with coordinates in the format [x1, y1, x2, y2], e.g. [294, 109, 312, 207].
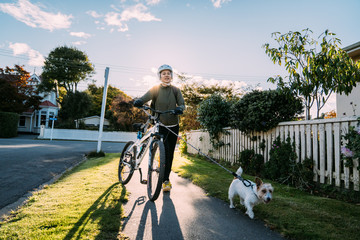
[121, 4, 161, 22]
[146, 0, 161, 6]
[70, 32, 92, 39]
[92, 3, 161, 32]
[105, 12, 129, 32]
[0, 0, 72, 31]
[86, 10, 102, 18]
[9, 42, 44, 67]
[211, 0, 231, 8]
[72, 41, 87, 46]
[135, 68, 247, 94]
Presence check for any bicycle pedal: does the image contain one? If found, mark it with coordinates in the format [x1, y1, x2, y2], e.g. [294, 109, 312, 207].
[141, 180, 148, 184]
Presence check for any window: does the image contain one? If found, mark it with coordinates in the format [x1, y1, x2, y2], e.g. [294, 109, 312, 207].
[19, 116, 26, 127]
[40, 115, 46, 126]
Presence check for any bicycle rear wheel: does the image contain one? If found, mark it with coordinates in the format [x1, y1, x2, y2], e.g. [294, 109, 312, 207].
[118, 141, 135, 184]
[147, 139, 165, 201]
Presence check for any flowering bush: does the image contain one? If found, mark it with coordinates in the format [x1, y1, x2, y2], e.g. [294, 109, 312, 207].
[341, 119, 360, 170]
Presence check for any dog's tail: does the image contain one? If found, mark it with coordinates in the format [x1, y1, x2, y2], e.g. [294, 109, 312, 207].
[236, 167, 243, 177]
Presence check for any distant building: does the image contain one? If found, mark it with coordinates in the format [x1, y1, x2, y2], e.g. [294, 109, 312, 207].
[336, 42, 360, 117]
[18, 74, 59, 134]
[75, 116, 110, 128]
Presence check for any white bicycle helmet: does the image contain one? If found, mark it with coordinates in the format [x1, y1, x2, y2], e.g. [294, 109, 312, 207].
[157, 64, 173, 79]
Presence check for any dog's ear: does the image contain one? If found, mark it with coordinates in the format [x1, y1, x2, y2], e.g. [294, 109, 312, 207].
[255, 177, 263, 188]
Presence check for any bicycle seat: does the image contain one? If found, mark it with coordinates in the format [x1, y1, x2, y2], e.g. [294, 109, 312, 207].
[133, 123, 145, 132]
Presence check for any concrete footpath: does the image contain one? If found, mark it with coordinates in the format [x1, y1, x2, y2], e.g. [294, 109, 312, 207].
[121, 153, 284, 240]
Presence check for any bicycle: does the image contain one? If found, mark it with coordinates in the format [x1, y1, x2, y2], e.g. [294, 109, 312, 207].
[118, 105, 179, 201]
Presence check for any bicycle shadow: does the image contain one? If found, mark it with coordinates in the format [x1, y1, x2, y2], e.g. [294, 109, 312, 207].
[63, 182, 126, 240]
[135, 193, 184, 240]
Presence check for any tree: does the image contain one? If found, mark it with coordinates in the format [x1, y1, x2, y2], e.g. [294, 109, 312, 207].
[230, 89, 303, 133]
[197, 94, 233, 147]
[85, 84, 128, 117]
[0, 65, 42, 113]
[176, 73, 243, 132]
[57, 91, 92, 128]
[263, 29, 360, 119]
[40, 46, 94, 95]
[110, 94, 147, 131]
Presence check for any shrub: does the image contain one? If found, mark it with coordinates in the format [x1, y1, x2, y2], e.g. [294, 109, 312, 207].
[263, 136, 313, 190]
[341, 118, 360, 170]
[197, 94, 232, 148]
[230, 89, 303, 133]
[0, 112, 19, 138]
[179, 133, 188, 154]
[86, 151, 105, 158]
[237, 149, 264, 176]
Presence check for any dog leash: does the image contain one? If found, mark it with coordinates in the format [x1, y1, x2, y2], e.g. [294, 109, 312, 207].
[160, 123, 253, 187]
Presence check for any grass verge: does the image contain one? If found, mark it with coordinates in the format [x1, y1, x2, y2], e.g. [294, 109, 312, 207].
[0, 153, 127, 240]
[172, 152, 360, 240]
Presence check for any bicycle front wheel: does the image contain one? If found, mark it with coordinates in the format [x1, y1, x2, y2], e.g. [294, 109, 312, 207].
[118, 141, 135, 184]
[147, 139, 165, 201]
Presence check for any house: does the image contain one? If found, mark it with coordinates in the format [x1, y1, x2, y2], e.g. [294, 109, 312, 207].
[75, 116, 110, 128]
[18, 73, 59, 134]
[336, 41, 360, 117]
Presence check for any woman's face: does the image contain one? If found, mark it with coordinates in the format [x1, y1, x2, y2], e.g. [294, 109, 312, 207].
[160, 70, 172, 84]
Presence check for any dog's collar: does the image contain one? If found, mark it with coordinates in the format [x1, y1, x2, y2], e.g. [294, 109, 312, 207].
[235, 176, 260, 199]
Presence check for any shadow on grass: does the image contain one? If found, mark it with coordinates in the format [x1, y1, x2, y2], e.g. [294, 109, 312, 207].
[135, 194, 184, 240]
[63, 182, 126, 240]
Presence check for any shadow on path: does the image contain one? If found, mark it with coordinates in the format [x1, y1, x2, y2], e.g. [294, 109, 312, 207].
[135, 193, 184, 240]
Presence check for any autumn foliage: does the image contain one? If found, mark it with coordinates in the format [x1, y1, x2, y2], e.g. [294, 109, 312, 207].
[0, 65, 42, 114]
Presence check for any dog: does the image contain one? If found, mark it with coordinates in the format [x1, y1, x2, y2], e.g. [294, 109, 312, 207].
[228, 167, 273, 219]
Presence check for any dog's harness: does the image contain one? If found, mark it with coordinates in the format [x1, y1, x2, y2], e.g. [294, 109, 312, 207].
[160, 123, 257, 190]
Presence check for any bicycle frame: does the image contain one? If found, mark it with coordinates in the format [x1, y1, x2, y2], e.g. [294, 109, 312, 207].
[127, 106, 168, 171]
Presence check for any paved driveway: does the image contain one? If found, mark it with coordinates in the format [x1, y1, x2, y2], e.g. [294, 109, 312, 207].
[0, 135, 125, 210]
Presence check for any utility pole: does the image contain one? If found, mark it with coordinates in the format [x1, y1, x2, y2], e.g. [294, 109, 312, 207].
[97, 67, 110, 153]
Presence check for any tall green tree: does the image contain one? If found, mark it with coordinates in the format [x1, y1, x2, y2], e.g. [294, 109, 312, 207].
[264, 29, 360, 119]
[0, 65, 42, 113]
[40, 46, 94, 96]
[57, 91, 92, 128]
[85, 84, 128, 117]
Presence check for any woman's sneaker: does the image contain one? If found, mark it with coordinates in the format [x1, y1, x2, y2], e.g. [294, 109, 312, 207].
[162, 181, 172, 192]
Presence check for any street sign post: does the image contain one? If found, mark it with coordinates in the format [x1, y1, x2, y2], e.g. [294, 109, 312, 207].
[50, 117, 57, 141]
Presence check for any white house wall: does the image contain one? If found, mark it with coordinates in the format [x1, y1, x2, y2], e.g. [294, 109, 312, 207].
[336, 85, 360, 117]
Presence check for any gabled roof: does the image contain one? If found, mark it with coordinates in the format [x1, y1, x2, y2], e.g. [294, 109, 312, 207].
[39, 100, 58, 108]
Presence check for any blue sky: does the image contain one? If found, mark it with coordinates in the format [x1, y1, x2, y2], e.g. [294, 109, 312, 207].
[1, 0, 360, 113]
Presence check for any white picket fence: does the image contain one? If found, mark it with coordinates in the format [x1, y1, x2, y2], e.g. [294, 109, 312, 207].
[186, 116, 360, 191]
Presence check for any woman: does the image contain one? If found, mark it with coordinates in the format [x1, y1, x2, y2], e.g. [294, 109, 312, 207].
[133, 64, 185, 192]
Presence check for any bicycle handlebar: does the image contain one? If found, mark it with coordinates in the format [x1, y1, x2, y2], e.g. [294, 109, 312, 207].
[139, 105, 177, 116]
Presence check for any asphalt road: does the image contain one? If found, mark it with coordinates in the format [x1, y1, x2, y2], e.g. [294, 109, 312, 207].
[0, 134, 125, 210]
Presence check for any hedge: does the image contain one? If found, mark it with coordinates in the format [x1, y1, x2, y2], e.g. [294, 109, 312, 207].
[0, 112, 19, 138]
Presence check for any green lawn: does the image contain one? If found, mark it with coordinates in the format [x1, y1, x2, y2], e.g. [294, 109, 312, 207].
[0, 153, 128, 240]
[172, 152, 360, 240]
[1, 152, 359, 240]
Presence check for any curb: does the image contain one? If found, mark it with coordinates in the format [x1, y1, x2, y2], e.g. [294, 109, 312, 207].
[0, 156, 88, 222]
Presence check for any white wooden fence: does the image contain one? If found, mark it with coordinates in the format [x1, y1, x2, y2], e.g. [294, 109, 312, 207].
[186, 116, 360, 191]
